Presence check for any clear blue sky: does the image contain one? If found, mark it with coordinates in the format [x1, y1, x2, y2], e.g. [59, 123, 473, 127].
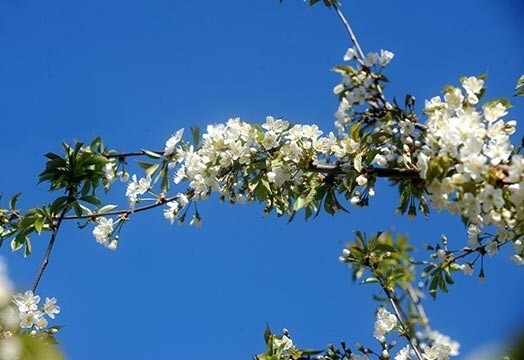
[0, 0, 523, 358]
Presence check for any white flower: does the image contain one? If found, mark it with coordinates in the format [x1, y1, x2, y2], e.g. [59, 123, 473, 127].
[34, 315, 48, 329]
[485, 241, 499, 257]
[177, 193, 189, 207]
[394, 346, 411, 360]
[462, 76, 484, 95]
[92, 217, 114, 245]
[373, 307, 397, 339]
[103, 163, 116, 182]
[163, 202, 180, 225]
[510, 255, 524, 266]
[262, 116, 289, 134]
[126, 175, 152, 208]
[379, 49, 394, 67]
[43, 297, 60, 319]
[460, 263, 474, 275]
[344, 48, 357, 61]
[423, 344, 451, 360]
[189, 214, 202, 227]
[18, 311, 40, 329]
[350, 354, 369, 360]
[119, 171, 129, 182]
[107, 239, 119, 251]
[444, 88, 464, 109]
[478, 185, 504, 212]
[424, 330, 460, 356]
[484, 103, 507, 123]
[356, 175, 368, 186]
[364, 52, 379, 67]
[416, 153, 430, 179]
[262, 131, 279, 150]
[373, 154, 388, 167]
[459, 153, 487, 181]
[12, 290, 40, 313]
[164, 129, 184, 156]
[273, 335, 293, 350]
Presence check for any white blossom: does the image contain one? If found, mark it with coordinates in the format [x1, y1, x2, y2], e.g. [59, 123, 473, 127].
[373, 307, 397, 339]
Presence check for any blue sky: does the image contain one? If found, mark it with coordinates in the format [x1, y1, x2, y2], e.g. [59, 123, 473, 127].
[1, 0, 523, 358]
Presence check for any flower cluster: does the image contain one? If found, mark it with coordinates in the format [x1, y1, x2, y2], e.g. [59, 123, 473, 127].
[12, 291, 60, 331]
[417, 329, 460, 360]
[92, 217, 119, 250]
[126, 175, 152, 209]
[335, 48, 395, 134]
[373, 307, 397, 340]
[420, 77, 523, 263]
[166, 116, 368, 218]
[0, 259, 61, 359]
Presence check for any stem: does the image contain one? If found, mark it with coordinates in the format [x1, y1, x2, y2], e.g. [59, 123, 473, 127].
[62, 194, 182, 220]
[309, 163, 422, 180]
[333, 3, 365, 61]
[332, 4, 429, 133]
[106, 150, 163, 159]
[406, 283, 431, 333]
[32, 207, 68, 293]
[378, 279, 425, 360]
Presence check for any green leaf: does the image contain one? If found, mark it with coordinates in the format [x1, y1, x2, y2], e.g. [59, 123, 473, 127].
[34, 216, 44, 234]
[9, 193, 21, 210]
[293, 196, 308, 212]
[24, 237, 32, 257]
[99, 204, 118, 213]
[360, 277, 379, 284]
[483, 97, 511, 109]
[353, 153, 363, 173]
[429, 274, 440, 299]
[374, 244, 396, 253]
[398, 183, 411, 214]
[264, 324, 272, 345]
[137, 161, 160, 177]
[516, 87, 524, 97]
[142, 149, 162, 159]
[73, 202, 83, 217]
[90, 136, 104, 153]
[80, 196, 102, 206]
[11, 234, 26, 252]
[50, 196, 70, 214]
[516, 74, 524, 89]
[350, 122, 361, 142]
[158, 168, 168, 194]
[191, 126, 200, 147]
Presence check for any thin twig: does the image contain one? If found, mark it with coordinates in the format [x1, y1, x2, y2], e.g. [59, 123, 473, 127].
[332, 4, 429, 133]
[333, 3, 365, 61]
[32, 207, 68, 293]
[62, 194, 182, 220]
[379, 281, 425, 360]
[406, 283, 431, 333]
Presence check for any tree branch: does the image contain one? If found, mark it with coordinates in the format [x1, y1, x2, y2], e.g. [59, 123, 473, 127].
[405, 282, 431, 333]
[62, 194, 181, 220]
[333, 3, 365, 62]
[308, 163, 422, 180]
[32, 207, 68, 293]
